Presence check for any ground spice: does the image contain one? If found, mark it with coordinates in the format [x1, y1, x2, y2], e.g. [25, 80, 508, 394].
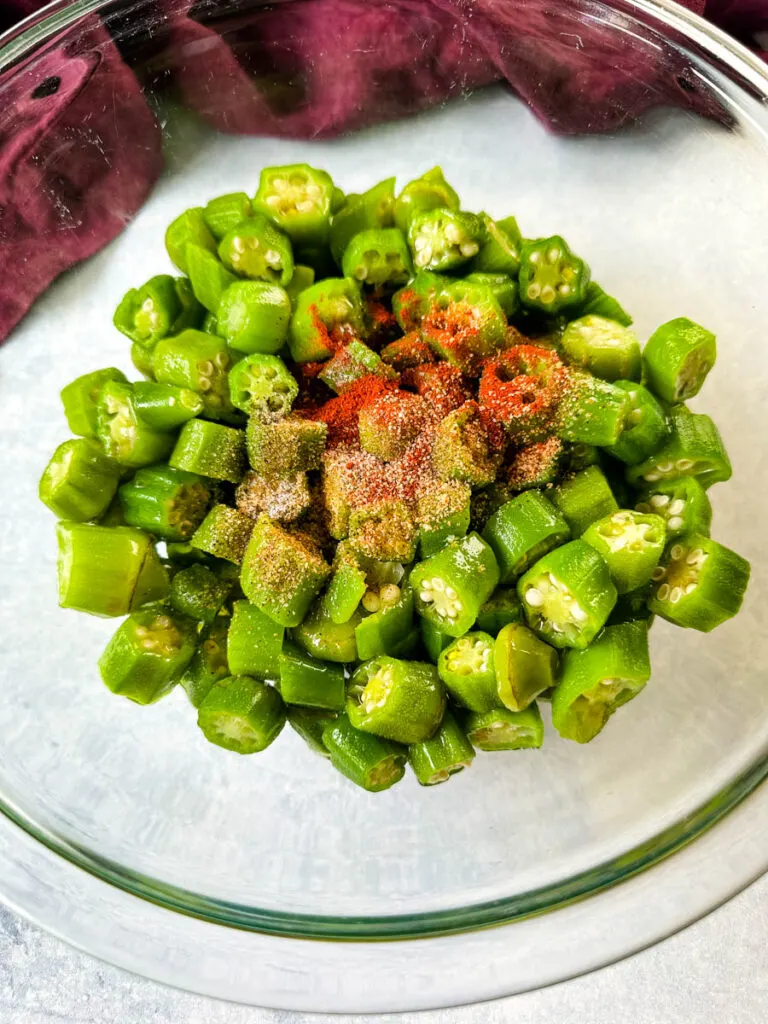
[401, 361, 471, 418]
[420, 300, 486, 376]
[309, 373, 396, 447]
[505, 436, 566, 490]
[380, 333, 435, 371]
[478, 345, 567, 436]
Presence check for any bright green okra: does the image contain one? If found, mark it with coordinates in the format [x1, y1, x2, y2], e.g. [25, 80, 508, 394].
[227, 599, 284, 679]
[347, 656, 446, 744]
[119, 465, 211, 541]
[198, 675, 286, 754]
[642, 317, 716, 403]
[169, 564, 232, 626]
[408, 711, 475, 785]
[465, 704, 544, 751]
[493, 622, 558, 712]
[61, 368, 127, 437]
[411, 533, 500, 638]
[181, 615, 230, 708]
[170, 420, 246, 483]
[482, 491, 571, 582]
[550, 466, 619, 538]
[99, 607, 197, 705]
[39, 438, 121, 522]
[634, 477, 712, 540]
[582, 510, 666, 594]
[626, 404, 732, 490]
[321, 713, 406, 792]
[438, 631, 498, 713]
[278, 642, 346, 711]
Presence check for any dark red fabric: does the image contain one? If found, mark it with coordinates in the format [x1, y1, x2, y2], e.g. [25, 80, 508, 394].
[0, 0, 765, 341]
[0, 19, 163, 339]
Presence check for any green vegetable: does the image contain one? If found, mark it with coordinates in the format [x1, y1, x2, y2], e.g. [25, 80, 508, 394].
[393, 166, 460, 233]
[287, 706, 337, 757]
[634, 477, 712, 540]
[60, 368, 127, 437]
[603, 381, 669, 465]
[355, 582, 415, 661]
[39, 439, 121, 521]
[341, 227, 412, 288]
[165, 208, 217, 274]
[190, 504, 253, 563]
[119, 465, 211, 541]
[131, 382, 204, 430]
[550, 466, 619, 537]
[321, 713, 406, 792]
[647, 534, 750, 631]
[227, 599, 284, 679]
[97, 381, 174, 469]
[203, 191, 253, 240]
[217, 280, 292, 355]
[551, 620, 650, 742]
[347, 656, 446, 744]
[642, 317, 716, 403]
[465, 704, 544, 751]
[254, 164, 336, 248]
[557, 372, 629, 446]
[329, 178, 395, 264]
[198, 676, 286, 753]
[493, 622, 558, 712]
[582, 510, 666, 594]
[437, 631, 498, 712]
[415, 481, 472, 558]
[467, 214, 521, 277]
[318, 340, 397, 395]
[293, 600, 362, 663]
[114, 275, 201, 346]
[246, 415, 327, 477]
[228, 353, 298, 418]
[560, 315, 641, 382]
[519, 235, 590, 313]
[181, 616, 230, 707]
[153, 329, 233, 420]
[278, 642, 345, 711]
[408, 208, 485, 272]
[517, 540, 616, 649]
[411, 532, 500, 638]
[482, 491, 571, 582]
[464, 272, 519, 317]
[217, 214, 294, 286]
[169, 419, 246, 483]
[626, 404, 732, 490]
[408, 711, 475, 785]
[99, 608, 197, 705]
[288, 277, 365, 362]
[475, 587, 523, 634]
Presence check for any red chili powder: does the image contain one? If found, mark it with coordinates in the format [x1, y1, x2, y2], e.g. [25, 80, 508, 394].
[310, 374, 396, 447]
[478, 344, 567, 426]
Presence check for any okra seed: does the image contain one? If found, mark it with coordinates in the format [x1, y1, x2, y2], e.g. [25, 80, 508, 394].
[436, 607, 448, 617]
[266, 194, 280, 207]
[362, 590, 381, 613]
[416, 249, 432, 267]
[297, 199, 315, 214]
[525, 587, 544, 607]
[651, 566, 666, 580]
[667, 516, 684, 531]
[687, 548, 704, 564]
[135, 626, 149, 638]
[668, 499, 684, 515]
[644, 471, 661, 482]
[354, 266, 368, 281]
[306, 184, 322, 199]
[232, 237, 246, 254]
[657, 583, 670, 600]
[529, 252, 541, 264]
[445, 224, 463, 244]
[571, 604, 588, 623]
[541, 286, 555, 303]
[421, 579, 433, 591]
[414, 236, 427, 251]
[670, 545, 684, 560]
[265, 250, 281, 266]
[380, 584, 401, 606]
[432, 578, 445, 592]
[460, 242, 479, 258]
[547, 248, 561, 263]
[676, 459, 694, 471]
[685, 583, 697, 595]
[629, 408, 644, 425]
[657, 461, 674, 473]
[558, 284, 571, 296]
[198, 378, 212, 392]
[445, 586, 457, 599]
[670, 587, 683, 603]
[272, 177, 287, 190]
[527, 284, 541, 299]
[420, 590, 432, 604]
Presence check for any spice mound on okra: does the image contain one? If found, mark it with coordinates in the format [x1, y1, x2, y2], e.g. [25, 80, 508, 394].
[40, 164, 751, 790]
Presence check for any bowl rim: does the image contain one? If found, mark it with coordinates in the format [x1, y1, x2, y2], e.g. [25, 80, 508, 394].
[0, 0, 767, 960]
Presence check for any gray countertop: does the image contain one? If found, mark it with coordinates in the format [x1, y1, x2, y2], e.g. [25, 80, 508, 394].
[2, 875, 768, 1024]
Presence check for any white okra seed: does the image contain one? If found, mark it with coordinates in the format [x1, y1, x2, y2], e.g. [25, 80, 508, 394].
[657, 583, 670, 601]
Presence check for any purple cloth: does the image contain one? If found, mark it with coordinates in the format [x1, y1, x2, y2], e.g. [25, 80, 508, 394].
[0, 0, 765, 341]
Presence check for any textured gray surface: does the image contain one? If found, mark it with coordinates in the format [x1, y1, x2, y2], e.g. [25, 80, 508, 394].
[2, 876, 768, 1024]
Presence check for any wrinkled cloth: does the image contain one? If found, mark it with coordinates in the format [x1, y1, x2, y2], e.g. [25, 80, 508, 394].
[0, 0, 766, 342]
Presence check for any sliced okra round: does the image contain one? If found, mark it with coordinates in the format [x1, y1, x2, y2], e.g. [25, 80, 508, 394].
[582, 509, 666, 594]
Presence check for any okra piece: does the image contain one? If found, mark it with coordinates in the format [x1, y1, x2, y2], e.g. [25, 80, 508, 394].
[170, 420, 246, 483]
[416, 481, 472, 558]
[519, 235, 590, 313]
[217, 280, 292, 355]
[411, 532, 500, 638]
[217, 214, 294, 286]
[550, 466, 619, 537]
[236, 469, 311, 523]
[254, 164, 336, 247]
[60, 367, 127, 437]
[634, 477, 713, 540]
[626, 404, 732, 490]
[186, 243, 238, 313]
[190, 504, 253, 563]
[475, 587, 523, 635]
[287, 706, 337, 757]
[465, 272, 519, 317]
[348, 501, 417, 563]
[557, 371, 629, 447]
[420, 279, 506, 375]
[203, 191, 252, 240]
[278, 641, 345, 711]
[355, 582, 415, 661]
[467, 213, 521, 277]
[560, 315, 641, 382]
[226, 599, 284, 679]
[181, 615, 230, 708]
[505, 438, 568, 491]
[119, 465, 211, 541]
[465, 704, 544, 751]
[643, 317, 716, 403]
[582, 510, 666, 594]
[571, 280, 633, 326]
[437, 631, 498, 712]
[607, 582, 655, 626]
[197, 675, 286, 753]
[39, 438, 121, 522]
[318, 340, 397, 395]
[288, 277, 366, 362]
[97, 381, 174, 469]
[432, 401, 499, 486]
[246, 415, 326, 478]
[132, 382, 204, 430]
[482, 491, 571, 582]
[329, 178, 396, 264]
[551, 620, 650, 743]
[113, 275, 201, 347]
[393, 166, 460, 233]
[284, 264, 315, 303]
[228, 353, 298, 418]
[99, 608, 197, 705]
[341, 227, 412, 288]
[56, 523, 167, 616]
[153, 329, 232, 420]
[409, 711, 475, 785]
[322, 559, 367, 625]
[170, 564, 232, 626]
[294, 600, 363, 663]
[648, 534, 750, 631]
[392, 270, 450, 332]
[493, 622, 558, 712]
[408, 208, 485, 272]
[131, 342, 156, 380]
[348, 656, 446, 744]
[478, 344, 564, 444]
[603, 381, 669, 465]
[322, 713, 406, 792]
[421, 617, 452, 664]
[517, 540, 617, 649]
[165, 207, 217, 274]
[358, 391, 427, 463]
[241, 515, 331, 627]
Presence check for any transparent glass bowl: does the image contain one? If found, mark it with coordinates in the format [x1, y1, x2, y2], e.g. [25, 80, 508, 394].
[0, 0, 767, 1011]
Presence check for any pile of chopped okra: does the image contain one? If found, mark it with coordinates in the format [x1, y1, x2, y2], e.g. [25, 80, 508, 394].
[39, 164, 751, 792]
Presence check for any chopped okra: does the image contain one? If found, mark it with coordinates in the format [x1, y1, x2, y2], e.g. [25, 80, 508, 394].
[42, 164, 750, 778]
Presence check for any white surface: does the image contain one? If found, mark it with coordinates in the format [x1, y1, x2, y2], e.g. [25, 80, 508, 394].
[2, 877, 768, 1023]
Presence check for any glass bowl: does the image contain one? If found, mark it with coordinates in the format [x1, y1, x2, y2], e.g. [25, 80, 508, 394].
[0, 0, 767, 1011]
